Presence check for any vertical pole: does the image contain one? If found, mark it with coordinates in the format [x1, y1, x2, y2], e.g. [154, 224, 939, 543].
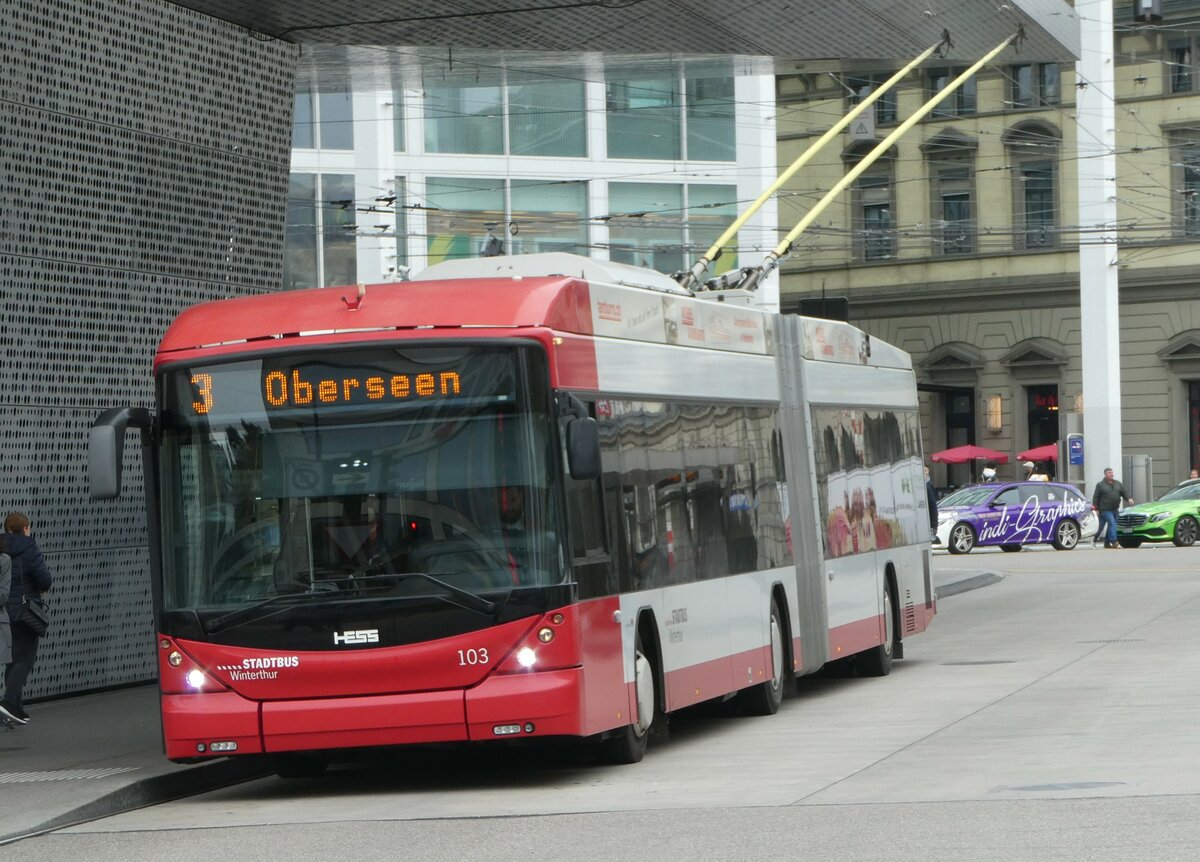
[1076, 0, 1122, 484]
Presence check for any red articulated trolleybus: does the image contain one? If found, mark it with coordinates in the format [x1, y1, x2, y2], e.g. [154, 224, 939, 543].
[90, 253, 934, 770]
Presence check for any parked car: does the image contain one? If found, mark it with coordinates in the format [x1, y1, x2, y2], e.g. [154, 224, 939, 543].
[934, 481, 1098, 554]
[1115, 479, 1200, 547]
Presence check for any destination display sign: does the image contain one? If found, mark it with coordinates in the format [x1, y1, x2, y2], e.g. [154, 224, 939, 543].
[166, 347, 514, 424]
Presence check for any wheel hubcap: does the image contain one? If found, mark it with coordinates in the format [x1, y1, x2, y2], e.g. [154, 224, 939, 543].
[769, 614, 783, 692]
[953, 526, 970, 550]
[883, 590, 893, 656]
[1060, 522, 1078, 547]
[632, 651, 654, 737]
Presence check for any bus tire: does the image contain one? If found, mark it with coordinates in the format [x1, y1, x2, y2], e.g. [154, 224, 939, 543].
[599, 628, 657, 764]
[857, 578, 895, 678]
[738, 596, 786, 716]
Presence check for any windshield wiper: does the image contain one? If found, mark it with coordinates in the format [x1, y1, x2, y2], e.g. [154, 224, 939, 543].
[348, 571, 498, 615]
[203, 571, 497, 635]
[204, 590, 339, 634]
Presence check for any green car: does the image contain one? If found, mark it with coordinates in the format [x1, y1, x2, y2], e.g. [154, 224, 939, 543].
[1115, 479, 1200, 548]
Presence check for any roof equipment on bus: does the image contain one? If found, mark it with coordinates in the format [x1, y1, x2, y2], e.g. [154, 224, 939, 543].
[730, 29, 1024, 295]
[676, 34, 951, 293]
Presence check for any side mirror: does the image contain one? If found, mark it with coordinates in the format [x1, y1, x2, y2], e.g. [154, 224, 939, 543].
[89, 406, 152, 499]
[566, 416, 601, 480]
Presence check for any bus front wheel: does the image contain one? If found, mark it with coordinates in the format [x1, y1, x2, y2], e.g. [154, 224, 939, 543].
[599, 629, 657, 764]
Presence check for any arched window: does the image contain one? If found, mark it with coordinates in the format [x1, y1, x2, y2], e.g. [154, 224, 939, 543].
[1003, 121, 1062, 250]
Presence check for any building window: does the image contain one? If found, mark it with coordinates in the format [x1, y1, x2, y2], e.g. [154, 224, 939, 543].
[1170, 130, 1200, 235]
[935, 166, 975, 255]
[928, 68, 976, 118]
[846, 72, 898, 123]
[852, 170, 894, 261]
[424, 177, 506, 263]
[608, 182, 685, 271]
[1005, 122, 1061, 250]
[284, 173, 357, 290]
[1170, 40, 1194, 94]
[510, 180, 589, 255]
[607, 77, 681, 160]
[922, 133, 978, 257]
[1009, 63, 1061, 108]
[607, 74, 736, 161]
[1017, 161, 1056, 248]
[508, 74, 587, 158]
[686, 77, 736, 161]
[292, 82, 354, 150]
[284, 174, 318, 289]
[424, 79, 504, 155]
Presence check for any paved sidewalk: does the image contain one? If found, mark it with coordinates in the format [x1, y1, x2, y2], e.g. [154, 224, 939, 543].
[0, 686, 269, 845]
[0, 566, 998, 845]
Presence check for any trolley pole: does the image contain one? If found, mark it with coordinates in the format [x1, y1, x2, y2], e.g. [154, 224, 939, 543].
[1076, 0, 1122, 482]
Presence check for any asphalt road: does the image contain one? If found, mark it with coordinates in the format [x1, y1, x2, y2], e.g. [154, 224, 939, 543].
[16, 543, 1200, 861]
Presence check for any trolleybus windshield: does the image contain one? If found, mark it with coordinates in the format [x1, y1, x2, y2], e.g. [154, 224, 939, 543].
[157, 344, 564, 633]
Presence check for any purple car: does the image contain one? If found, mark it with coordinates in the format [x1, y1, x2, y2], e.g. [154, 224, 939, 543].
[934, 481, 1099, 554]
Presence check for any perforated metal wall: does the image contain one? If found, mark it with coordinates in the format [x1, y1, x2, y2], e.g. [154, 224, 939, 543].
[1, 0, 298, 699]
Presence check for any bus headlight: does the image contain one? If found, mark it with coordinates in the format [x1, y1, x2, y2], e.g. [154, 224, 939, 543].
[516, 647, 537, 668]
[185, 669, 207, 690]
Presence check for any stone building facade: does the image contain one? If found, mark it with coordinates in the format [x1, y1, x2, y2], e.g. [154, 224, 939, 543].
[776, 6, 1200, 494]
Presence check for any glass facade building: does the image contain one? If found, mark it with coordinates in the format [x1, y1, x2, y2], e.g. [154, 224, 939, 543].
[288, 57, 779, 306]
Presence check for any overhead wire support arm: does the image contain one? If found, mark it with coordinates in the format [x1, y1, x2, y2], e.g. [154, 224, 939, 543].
[737, 30, 1021, 295]
[677, 35, 950, 292]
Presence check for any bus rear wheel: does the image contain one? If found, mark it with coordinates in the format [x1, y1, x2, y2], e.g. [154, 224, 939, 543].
[857, 579, 895, 677]
[599, 630, 657, 764]
[737, 597, 786, 716]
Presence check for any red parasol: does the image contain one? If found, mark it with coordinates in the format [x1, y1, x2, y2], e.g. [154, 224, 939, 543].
[929, 444, 1010, 464]
[1018, 442, 1058, 462]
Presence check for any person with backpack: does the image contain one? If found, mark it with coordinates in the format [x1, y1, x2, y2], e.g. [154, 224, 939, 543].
[3, 512, 53, 724]
[0, 536, 12, 726]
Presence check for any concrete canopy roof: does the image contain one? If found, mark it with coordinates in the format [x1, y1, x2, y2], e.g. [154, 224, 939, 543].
[171, 0, 1080, 64]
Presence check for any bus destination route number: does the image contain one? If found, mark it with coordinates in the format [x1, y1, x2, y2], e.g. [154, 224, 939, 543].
[187, 367, 463, 416]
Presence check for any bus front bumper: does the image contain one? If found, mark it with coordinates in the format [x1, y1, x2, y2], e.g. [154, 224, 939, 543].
[162, 667, 588, 760]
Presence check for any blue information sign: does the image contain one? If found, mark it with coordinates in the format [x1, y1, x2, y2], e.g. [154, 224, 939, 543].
[1068, 434, 1084, 466]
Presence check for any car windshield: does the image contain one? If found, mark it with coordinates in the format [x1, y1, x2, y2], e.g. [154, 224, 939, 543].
[157, 344, 564, 613]
[938, 486, 996, 507]
[1158, 482, 1200, 502]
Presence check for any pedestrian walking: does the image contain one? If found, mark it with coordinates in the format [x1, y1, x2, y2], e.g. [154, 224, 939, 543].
[3, 512, 52, 724]
[0, 536, 12, 727]
[924, 466, 938, 539]
[1091, 467, 1133, 549]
